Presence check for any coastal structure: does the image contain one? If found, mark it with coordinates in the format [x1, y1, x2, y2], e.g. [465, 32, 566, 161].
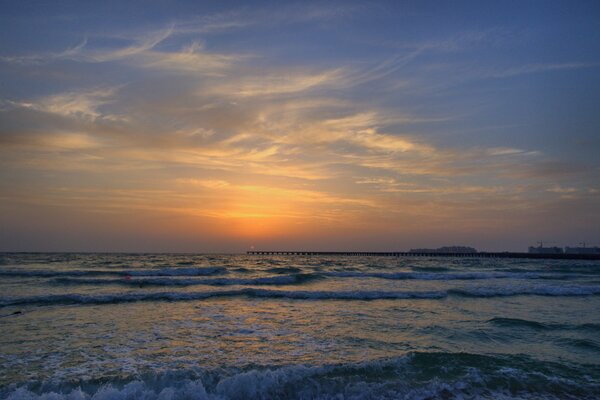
[247, 243, 600, 260]
[528, 245, 564, 254]
[409, 246, 477, 254]
[246, 250, 600, 260]
[564, 246, 600, 255]
[528, 243, 600, 255]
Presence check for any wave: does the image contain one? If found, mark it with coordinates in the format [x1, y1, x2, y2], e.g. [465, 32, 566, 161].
[580, 323, 600, 332]
[126, 267, 227, 277]
[410, 266, 452, 272]
[537, 266, 600, 275]
[488, 317, 557, 330]
[3, 284, 600, 307]
[265, 266, 302, 274]
[448, 284, 600, 297]
[324, 271, 570, 281]
[501, 267, 600, 277]
[0, 265, 586, 281]
[556, 338, 600, 352]
[0, 269, 116, 278]
[487, 317, 600, 332]
[0, 288, 447, 307]
[3, 352, 599, 400]
[0, 266, 227, 278]
[52, 273, 320, 287]
[485, 317, 598, 332]
[0, 253, 84, 266]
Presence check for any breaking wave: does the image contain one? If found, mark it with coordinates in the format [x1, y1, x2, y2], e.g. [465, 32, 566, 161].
[3, 352, 599, 400]
[3, 284, 600, 307]
[4, 268, 576, 284]
[52, 273, 320, 287]
[0, 289, 446, 307]
[448, 284, 600, 297]
[324, 271, 571, 281]
[125, 267, 227, 276]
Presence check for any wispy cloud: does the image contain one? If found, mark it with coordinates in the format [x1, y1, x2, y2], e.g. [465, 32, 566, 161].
[0, 37, 88, 65]
[89, 27, 174, 62]
[1, 3, 599, 250]
[211, 68, 345, 97]
[489, 62, 599, 78]
[0, 25, 238, 77]
[13, 87, 119, 120]
[546, 185, 578, 194]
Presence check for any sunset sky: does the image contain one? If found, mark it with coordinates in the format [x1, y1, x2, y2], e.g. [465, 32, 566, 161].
[1, 1, 599, 252]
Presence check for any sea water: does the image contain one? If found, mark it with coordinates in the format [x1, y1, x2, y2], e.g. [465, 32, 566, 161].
[0, 253, 599, 399]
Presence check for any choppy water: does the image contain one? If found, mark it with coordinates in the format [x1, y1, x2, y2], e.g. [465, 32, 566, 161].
[1, 253, 600, 399]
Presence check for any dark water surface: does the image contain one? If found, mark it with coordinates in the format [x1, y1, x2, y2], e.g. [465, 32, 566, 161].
[1, 253, 599, 399]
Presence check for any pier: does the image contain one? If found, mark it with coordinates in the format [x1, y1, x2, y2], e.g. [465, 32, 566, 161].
[246, 251, 600, 260]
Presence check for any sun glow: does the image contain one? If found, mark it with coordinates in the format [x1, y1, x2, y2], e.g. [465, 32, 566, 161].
[2, 1, 598, 253]
[228, 216, 284, 239]
[214, 185, 304, 239]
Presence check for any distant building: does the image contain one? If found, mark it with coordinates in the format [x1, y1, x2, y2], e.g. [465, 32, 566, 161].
[410, 246, 477, 254]
[528, 246, 563, 254]
[564, 246, 600, 255]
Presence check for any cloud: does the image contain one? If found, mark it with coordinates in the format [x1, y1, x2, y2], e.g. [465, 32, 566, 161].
[489, 62, 599, 78]
[176, 178, 230, 188]
[486, 147, 529, 156]
[0, 37, 88, 65]
[546, 186, 578, 194]
[172, 3, 356, 35]
[36, 132, 102, 150]
[1, 13, 598, 246]
[137, 42, 238, 74]
[85, 27, 174, 62]
[14, 87, 120, 121]
[210, 69, 345, 97]
[0, 74, 551, 187]
[0, 25, 237, 76]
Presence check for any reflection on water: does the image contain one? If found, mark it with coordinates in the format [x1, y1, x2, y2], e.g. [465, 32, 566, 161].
[1, 253, 600, 398]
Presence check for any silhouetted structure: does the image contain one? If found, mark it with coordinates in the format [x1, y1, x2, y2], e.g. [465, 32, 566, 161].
[409, 246, 477, 254]
[528, 246, 563, 254]
[564, 246, 600, 255]
[246, 251, 600, 260]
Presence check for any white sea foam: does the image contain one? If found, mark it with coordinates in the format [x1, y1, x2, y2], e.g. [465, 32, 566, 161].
[51, 271, 572, 288]
[324, 271, 570, 281]
[3, 353, 598, 400]
[0, 288, 447, 307]
[2, 284, 600, 307]
[52, 273, 317, 287]
[449, 284, 600, 297]
[126, 267, 227, 277]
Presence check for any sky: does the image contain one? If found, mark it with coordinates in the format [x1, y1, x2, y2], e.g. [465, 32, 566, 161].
[0, 0, 599, 252]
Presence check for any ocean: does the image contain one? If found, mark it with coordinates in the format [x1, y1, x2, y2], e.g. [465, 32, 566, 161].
[1, 253, 599, 399]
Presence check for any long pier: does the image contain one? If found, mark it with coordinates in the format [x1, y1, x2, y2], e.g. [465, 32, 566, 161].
[246, 251, 600, 260]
